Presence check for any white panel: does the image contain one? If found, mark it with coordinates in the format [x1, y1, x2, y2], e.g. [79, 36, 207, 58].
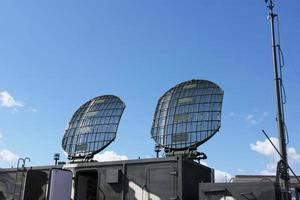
[48, 169, 72, 200]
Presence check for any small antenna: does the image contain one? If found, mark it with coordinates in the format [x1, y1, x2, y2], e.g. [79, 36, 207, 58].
[265, 0, 274, 11]
[53, 153, 60, 165]
[154, 144, 161, 158]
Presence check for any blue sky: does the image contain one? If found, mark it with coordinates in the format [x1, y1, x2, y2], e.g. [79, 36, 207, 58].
[0, 0, 300, 180]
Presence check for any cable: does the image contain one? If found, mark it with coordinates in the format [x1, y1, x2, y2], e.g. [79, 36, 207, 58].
[275, 15, 290, 145]
[284, 123, 290, 144]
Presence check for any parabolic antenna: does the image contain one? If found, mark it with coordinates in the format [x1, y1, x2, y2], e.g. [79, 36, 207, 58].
[151, 80, 224, 152]
[62, 95, 125, 160]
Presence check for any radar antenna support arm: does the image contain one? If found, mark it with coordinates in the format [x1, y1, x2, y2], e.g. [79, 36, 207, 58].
[262, 130, 300, 184]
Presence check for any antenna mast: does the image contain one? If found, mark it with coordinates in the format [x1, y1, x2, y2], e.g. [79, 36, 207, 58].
[266, 0, 289, 193]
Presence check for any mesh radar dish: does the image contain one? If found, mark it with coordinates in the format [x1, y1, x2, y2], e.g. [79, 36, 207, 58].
[151, 80, 224, 153]
[62, 95, 125, 160]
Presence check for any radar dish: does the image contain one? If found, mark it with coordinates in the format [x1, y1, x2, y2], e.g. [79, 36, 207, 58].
[62, 95, 125, 159]
[151, 80, 224, 151]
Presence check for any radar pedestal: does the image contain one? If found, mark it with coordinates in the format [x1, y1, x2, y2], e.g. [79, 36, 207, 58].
[165, 148, 207, 160]
[61, 95, 126, 162]
[151, 79, 224, 160]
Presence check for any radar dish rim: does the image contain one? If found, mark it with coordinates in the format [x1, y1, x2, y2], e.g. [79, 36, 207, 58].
[151, 79, 224, 151]
[62, 94, 125, 160]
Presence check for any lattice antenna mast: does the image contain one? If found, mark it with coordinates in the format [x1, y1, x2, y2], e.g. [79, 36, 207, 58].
[266, 0, 289, 192]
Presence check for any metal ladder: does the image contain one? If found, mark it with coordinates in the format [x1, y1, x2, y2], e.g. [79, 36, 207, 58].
[12, 157, 30, 200]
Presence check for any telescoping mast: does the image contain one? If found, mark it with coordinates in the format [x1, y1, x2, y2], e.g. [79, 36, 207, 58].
[266, 0, 290, 198]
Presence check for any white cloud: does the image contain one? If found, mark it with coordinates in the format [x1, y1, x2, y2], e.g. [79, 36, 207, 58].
[0, 149, 19, 162]
[250, 137, 278, 158]
[215, 169, 233, 182]
[94, 151, 128, 162]
[258, 112, 269, 123]
[237, 168, 246, 173]
[287, 147, 300, 162]
[259, 162, 277, 175]
[30, 108, 38, 112]
[245, 112, 268, 125]
[250, 137, 300, 162]
[0, 91, 23, 108]
[245, 114, 257, 125]
[0, 133, 19, 163]
[261, 112, 269, 119]
[229, 112, 236, 117]
[200, 161, 232, 182]
[250, 138, 300, 174]
[259, 170, 276, 175]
